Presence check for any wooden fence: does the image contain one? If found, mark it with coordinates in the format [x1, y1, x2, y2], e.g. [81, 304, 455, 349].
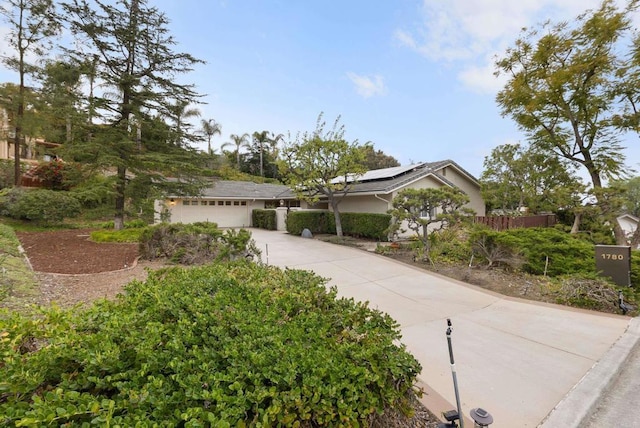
[475, 214, 556, 231]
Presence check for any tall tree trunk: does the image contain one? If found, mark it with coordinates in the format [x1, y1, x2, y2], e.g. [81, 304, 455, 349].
[570, 211, 581, 234]
[114, 165, 126, 230]
[330, 196, 343, 237]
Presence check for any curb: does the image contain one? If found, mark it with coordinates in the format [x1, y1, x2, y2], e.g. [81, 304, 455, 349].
[538, 316, 640, 427]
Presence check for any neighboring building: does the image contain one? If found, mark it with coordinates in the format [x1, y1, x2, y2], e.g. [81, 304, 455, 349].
[617, 214, 639, 248]
[156, 160, 485, 232]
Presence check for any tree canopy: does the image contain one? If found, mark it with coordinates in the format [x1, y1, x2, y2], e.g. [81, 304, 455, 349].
[480, 143, 584, 215]
[388, 187, 472, 260]
[59, 0, 207, 229]
[495, 0, 638, 243]
[280, 114, 366, 237]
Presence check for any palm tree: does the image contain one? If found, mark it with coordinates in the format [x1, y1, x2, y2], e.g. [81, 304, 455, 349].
[201, 118, 222, 155]
[167, 99, 200, 146]
[252, 131, 283, 176]
[222, 133, 250, 169]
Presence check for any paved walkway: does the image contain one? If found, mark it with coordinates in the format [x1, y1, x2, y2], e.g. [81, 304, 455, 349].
[249, 229, 633, 428]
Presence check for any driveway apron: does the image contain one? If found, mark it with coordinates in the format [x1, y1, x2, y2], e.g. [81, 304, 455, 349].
[249, 229, 630, 428]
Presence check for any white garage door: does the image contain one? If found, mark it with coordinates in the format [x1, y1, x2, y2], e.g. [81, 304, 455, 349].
[169, 199, 251, 228]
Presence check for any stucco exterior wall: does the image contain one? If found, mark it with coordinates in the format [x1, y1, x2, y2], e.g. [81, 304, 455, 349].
[157, 198, 266, 228]
[433, 166, 485, 216]
[336, 194, 391, 214]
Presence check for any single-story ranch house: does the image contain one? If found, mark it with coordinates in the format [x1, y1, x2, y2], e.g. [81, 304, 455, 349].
[155, 160, 485, 230]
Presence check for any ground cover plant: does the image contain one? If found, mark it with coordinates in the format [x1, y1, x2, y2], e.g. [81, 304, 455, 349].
[0, 262, 422, 427]
[0, 224, 38, 308]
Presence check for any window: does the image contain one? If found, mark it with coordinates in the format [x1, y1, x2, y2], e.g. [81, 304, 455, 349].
[201, 201, 207, 206]
[218, 201, 224, 206]
[208, 201, 216, 206]
[420, 207, 436, 219]
[183, 200, 190, 206]
[241, 201, 247, 206]
[225, 201, 231, 206]
[233, 201, 240, 206]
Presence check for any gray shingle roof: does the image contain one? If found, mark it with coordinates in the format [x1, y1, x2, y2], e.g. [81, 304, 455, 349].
[199, 181, 296, 200]
[346, 159, 479, 195]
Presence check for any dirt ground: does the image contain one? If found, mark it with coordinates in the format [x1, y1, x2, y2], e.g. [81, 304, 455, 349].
[15, 229, 168, 307]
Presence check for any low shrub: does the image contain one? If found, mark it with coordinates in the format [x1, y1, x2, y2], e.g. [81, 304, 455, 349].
[0, 224, 39, 307]
[0, 187, 81, 226]
[470, 227, 596, 276]
[286, 210, 334, 235]
[549, 273, 626, 312]
[138, 222, 259, 264]
[286, 211, 390, 240]
[631, 250, 639, 288]
[252, 209, 277, 230]
[0, 262, 421, 426]
[340, 212, 391, 241]
[90, 228, 146, 243]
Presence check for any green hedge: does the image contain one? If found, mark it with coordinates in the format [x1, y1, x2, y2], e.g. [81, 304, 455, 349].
[286, 211, 391, 240]
[340, 212, 391, 241]
[632, 250, 640, 287]
[252, 209, 277, 230]
[286, 210, 335, 235]
[470, 227, 597, 276]
[0, 187, 81, 225]
[0, 262, 421, 426]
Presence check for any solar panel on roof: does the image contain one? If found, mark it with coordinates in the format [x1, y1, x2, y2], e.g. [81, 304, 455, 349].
[330, 163, 427, 184]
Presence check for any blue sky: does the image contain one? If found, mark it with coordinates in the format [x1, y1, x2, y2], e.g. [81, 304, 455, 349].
[2, 0, 638, 179]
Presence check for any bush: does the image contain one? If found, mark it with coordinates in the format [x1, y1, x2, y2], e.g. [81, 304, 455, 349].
[340, 212, 391, 241]
[470, 227, 596, 276]
[90, 228, 146, 243]
[25, 160, 85, 190]
[252, 209, 277, 230]
[0, 160, 17, 190]
[0, 262, 421, 426]
[286, 211, 391, 240]
[0, 187, 81, 225]
[138, 222, 260, 264]
[286, 210, 335, 235]
[632, 250, 640, 288]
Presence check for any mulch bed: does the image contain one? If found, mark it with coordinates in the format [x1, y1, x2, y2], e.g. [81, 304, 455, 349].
[16, 229, 139, 274]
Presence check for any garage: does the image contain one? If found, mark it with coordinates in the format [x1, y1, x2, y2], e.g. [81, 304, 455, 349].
[157, 181, 299, 228]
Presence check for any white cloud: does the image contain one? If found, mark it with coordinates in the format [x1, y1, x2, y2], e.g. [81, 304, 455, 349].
[346, 72, 387, 98]
[396, 0, 606, 93]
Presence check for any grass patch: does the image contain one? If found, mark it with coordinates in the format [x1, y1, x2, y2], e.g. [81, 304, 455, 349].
[0, 223, 39, 311]
[90, 228, 145, 243]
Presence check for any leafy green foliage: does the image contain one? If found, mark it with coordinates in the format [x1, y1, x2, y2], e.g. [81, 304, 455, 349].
[0, 262, 421, 426]
[138, 222, 260, 264]
[632, 250, 640, 288]
[90, 228, 145, 243]
[0, 160, 18, 190]
[357, 144, 400, 170]
[286, 211, 335, 236]
[252, 209, 277, 230]
[280, 113, 366, 237]
[0, 223, 39, 308]
[496, 1, 636, 243]
[480, 143, 584, 214]
[0, 187, 81, 225]
[388, 187, 473, 260]
[286, 211, 391, 240]
[340, 213, 391, 241]
[471, 227, 596, 276]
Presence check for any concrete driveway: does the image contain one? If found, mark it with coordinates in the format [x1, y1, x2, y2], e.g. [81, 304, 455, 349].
[248, 229, 631, 428]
